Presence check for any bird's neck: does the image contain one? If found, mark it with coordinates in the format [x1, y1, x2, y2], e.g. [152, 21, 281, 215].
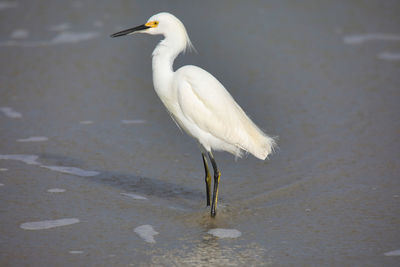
[151, 35, 185, 94]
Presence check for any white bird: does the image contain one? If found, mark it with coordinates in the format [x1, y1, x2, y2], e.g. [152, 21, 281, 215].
[111, 12, 276, 217]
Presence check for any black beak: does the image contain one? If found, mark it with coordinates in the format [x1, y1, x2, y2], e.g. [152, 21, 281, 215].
[110, 24, 150, 38]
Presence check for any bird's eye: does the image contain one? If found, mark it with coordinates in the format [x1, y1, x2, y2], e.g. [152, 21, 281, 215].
[145, 21, 159, 28]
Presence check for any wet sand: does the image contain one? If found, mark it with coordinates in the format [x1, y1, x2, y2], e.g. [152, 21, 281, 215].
[1, 0, 400, 266]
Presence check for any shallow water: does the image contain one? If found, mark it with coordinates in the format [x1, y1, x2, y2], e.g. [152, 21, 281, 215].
[1, 0, 400, 266]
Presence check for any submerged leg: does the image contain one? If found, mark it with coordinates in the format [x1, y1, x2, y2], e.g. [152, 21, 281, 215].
[208, 152, 221, 217]
[202, 152, 212, 206]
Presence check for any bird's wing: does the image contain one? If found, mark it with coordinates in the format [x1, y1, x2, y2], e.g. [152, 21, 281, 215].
[175, 65, 256, 148]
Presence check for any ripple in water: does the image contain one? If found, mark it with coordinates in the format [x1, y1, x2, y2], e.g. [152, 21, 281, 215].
[0, 107, 22, 118]
[49, 23, 71, 32]
[0, 154, 40, 165]
[10, 29, 29, 39]
[41, 165, 99, 177]
[343, 33, 400, 45]
[378, 52, 400, 61]
[121, 119, 147, 124]
[120, 192, 147, 200]
[17, 136, 48, 142]
[20, 218, 80, 230]
[69, 250, 84, 254]
[0, 154, 99, 177]
[47, 188, 66, 193]
[384, 249, 400, 256]
[0, 31, 99, 47]
[207, 228, 242, 238]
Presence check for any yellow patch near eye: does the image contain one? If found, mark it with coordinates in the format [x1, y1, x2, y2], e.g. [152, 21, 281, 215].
[145, 21, 159, 28]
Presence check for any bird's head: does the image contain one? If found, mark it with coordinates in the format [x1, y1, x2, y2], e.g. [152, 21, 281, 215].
[111, 12, 194, 52]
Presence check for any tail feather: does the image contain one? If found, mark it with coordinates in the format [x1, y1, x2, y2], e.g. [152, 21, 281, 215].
[235, 111, 277, 160]
[251, 135, 277, 160]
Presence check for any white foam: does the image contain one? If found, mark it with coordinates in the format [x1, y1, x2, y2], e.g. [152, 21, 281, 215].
[0, 154, 40, 165]
[384, 249, 400, 256]
[17, 136, 48, 142]
[79, 120, 93, 124]
[0, 107, 22, 118]
[49, 23, 71, 32]
[51, 31, 99, 44]
[69, 250, 84, 254]
[377, 52, 400, 61]
[0, 168, 8, 171]
[20, 218, 80, 230]
[0, 1, 18, 10]
[48, 188, 66, 193]
[207, 228, 242, 238]
[121, 119, 147, 124]
[134, 225, 159, 243]
[11, 29, 29, 39]
[41, 165, 100, 177]
[343, 33, 400, 45]
[120, 192, 147, 200]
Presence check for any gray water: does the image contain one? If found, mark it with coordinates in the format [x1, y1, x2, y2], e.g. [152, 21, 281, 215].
[1, 0, 400, 266]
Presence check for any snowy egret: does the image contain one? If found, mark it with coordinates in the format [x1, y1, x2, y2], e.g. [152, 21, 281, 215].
[111, 12, 276, 217]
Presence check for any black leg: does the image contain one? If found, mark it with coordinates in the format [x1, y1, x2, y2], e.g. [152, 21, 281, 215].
[202, 153, 211, 206]
[208, 152, 221, 217]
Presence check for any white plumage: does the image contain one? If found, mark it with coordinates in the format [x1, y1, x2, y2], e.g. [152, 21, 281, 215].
[174, 65, 275, 159]
[111, 12, 276, 216]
